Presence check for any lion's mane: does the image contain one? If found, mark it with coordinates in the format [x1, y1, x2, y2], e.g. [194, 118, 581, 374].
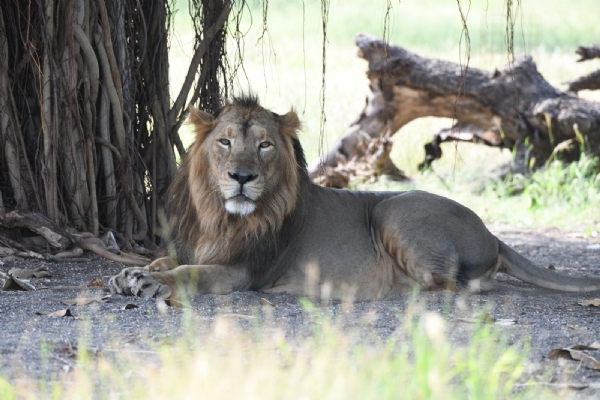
[165, 95, 309, 288]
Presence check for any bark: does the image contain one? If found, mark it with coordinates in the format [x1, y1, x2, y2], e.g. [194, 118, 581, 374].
[310, 34, 600, 185]
[567, 70, 600, 93]
[0, 211, 72, 250]
[567, 43, 600, 93]
[418, 123, 497, 170]
[0, 1, 233, 259]
[575, 44, 600, 62]
[41, 0, 59, 221]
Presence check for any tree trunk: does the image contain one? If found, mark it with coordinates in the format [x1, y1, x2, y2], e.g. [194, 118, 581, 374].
[0, 0, 232, 254]
[309, 34, 600, 185]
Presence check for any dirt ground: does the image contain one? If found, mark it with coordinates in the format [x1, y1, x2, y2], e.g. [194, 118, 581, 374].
[1, 223, 600, 396]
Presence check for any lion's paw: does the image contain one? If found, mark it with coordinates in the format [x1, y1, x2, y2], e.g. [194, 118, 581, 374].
[109, 267, 172, 299]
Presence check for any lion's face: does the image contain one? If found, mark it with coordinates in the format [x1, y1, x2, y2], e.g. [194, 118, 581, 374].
[187, 97, 301, 218]
[207, 108, 287, 215]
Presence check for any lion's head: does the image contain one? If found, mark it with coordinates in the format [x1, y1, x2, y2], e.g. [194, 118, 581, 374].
[188, 94, 302, 217]
[166, 94, 308, 286]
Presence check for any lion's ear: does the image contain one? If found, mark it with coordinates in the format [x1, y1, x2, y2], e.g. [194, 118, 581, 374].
[188, 106, 217, 141]
[277, 109, 301, 139]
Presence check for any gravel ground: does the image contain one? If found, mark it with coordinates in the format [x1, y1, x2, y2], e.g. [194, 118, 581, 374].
[1, 223, 600, 396]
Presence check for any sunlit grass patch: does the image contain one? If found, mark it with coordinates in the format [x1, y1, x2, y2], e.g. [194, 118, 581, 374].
[482, 154, 600, 231]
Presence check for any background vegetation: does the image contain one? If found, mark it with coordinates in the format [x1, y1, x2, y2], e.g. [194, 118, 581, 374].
[172, 0, 600, 231]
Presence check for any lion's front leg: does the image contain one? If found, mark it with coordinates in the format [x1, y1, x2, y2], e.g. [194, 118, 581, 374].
[108, 267, 173, 299]
[145, 256, 178, 272]
[109, 264, 250, 298]
[153, 265, 250, 295]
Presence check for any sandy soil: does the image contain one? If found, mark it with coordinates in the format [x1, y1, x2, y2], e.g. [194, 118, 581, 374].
[1, 223, 599, 396]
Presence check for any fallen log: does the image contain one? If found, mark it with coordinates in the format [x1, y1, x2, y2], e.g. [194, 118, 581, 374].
[309, 34, 600, 186]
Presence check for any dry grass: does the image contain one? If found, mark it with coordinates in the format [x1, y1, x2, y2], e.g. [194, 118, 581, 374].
[1, 307, 544, 400]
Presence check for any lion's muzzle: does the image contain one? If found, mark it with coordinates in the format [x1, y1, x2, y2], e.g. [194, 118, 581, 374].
[227, 171, 258, 185]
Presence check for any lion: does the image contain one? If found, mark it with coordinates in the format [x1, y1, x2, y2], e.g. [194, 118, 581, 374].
[109, 94, 600, 300]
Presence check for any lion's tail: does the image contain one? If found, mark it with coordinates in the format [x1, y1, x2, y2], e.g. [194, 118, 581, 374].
[498, 240, 600, 292]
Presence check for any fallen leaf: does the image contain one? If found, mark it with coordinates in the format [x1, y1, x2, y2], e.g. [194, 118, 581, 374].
[495, 318, 517, 326]
[61, 295, 111, 306]
[87, 277, 104, 287]
[35, 309, 73, 317]
[569, 344, 600, 351]
[219, 313, 256, 319]
[2, 275, 36, 291]
[456, 311, 516, 325]
[165, 298, 183, 307]
[514, 382, 589, 390]
[101, 231, 119, 251]
[578, 299, 600, 307]
[548, 346, 600, 370]
[0, 247, 15, 257]
[122, 303, 139, 310]
[456, 311, 497, 324]
[8, 267, 51, 279]
[260, 298, 275, 307]
[567, 324, 588, 331]
[9, 267, 49, 279]
[57, 345, 78, 358]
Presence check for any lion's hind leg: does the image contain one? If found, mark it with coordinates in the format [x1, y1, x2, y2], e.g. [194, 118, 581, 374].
[372, 191, 499, 292]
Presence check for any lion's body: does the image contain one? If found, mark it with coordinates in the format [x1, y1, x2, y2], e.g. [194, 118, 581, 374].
[109, 95, 600, 300]
[264, 187, 500, 298]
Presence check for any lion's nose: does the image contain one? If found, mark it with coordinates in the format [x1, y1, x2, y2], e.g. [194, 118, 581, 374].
[228, 171, 258, 185]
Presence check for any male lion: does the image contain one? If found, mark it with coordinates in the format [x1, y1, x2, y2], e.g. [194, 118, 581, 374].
[110, 94, 600, 300]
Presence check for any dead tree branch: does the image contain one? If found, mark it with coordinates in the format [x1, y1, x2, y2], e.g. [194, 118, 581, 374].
[567, 43, 600, 93]
[310, 34, 600, 186]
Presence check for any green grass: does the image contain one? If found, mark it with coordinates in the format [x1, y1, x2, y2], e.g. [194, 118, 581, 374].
[348, 150, 600, 232]
[174, 0, 600, 51]
[0, 308, 546, 400]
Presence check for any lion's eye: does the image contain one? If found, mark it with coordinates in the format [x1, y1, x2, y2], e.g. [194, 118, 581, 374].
[259, 141, 272, 149]
[218, 138, 231, 147]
